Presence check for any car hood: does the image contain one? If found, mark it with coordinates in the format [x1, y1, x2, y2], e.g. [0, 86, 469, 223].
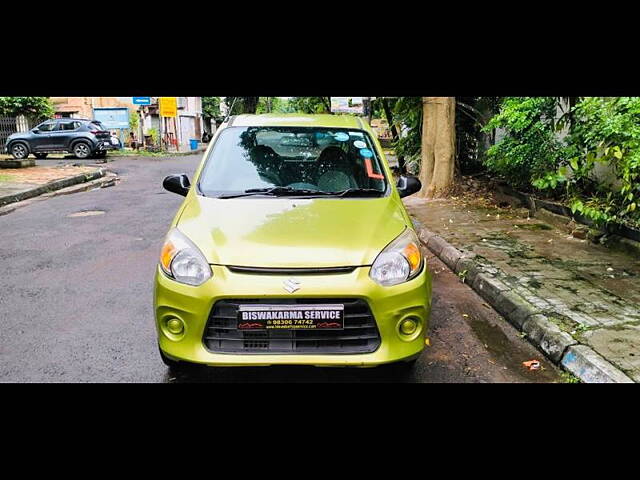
[175, 195, 408, 268]
[7, 132, 27, 140]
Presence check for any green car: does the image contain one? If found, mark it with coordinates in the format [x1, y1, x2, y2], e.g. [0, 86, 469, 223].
[155, 114, 432, 371]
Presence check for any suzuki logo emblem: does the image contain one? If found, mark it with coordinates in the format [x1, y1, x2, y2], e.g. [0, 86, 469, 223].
[283, 278, 301, 294]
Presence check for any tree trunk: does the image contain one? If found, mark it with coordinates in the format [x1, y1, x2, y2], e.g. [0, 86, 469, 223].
[322, 97, 331, 113]
[243, 97, 259, 114]
[418, 97, 456, 198]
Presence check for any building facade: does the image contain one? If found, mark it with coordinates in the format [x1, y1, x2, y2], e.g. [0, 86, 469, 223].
[51, 97, 203, 150]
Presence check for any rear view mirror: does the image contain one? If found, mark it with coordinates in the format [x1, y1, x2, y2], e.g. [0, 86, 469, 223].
[397, 175, 422, 198]
[163, 174, 191, 197]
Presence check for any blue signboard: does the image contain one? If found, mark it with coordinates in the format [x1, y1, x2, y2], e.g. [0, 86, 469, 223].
[132, 97, 151, 105]
[93, 107, 130, 129]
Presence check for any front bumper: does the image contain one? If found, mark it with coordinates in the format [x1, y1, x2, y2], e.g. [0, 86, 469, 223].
[154, 264, 432, 367]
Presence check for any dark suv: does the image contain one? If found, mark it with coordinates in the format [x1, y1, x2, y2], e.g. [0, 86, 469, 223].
[5, 118, 115, 160]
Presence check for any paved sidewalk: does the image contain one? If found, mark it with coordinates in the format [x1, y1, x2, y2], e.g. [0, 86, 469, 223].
[405, 191, 640, 383]
[0, 165, 104, 208]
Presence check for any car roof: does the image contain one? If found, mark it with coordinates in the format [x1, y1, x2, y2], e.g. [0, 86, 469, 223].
[229, 114, 367, 130]
[44, 118, 93, 122]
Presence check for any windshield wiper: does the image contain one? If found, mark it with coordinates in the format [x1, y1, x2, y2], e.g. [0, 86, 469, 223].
[333, 188, 385, 197]
[217, 186, 331, 199]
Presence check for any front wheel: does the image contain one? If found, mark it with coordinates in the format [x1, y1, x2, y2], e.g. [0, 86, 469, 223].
[10, 143, 29, 159]
[72, 141, 92, 159]
[34, 153, 48, 159]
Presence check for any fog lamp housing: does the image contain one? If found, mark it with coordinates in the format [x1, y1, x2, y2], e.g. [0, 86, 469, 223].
[166, 318, 184, 335]
[399, 318, 418, 336]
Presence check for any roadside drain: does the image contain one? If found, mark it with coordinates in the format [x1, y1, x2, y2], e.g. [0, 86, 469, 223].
[68, 210, 105, 217]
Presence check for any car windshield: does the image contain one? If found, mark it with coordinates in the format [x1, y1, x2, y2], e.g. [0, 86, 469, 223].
[197, 126, 387, 197]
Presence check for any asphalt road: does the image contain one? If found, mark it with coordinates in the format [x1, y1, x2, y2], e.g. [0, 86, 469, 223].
[0, 154, 562, 382]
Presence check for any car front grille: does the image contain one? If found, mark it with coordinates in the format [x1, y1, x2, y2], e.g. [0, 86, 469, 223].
[203, 298, 381, 354]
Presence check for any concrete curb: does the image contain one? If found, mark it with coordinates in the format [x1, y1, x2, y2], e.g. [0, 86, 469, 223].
[0, 172, 117, 217]
[413, 219, 635, 383]
[0, 169, 105, 208]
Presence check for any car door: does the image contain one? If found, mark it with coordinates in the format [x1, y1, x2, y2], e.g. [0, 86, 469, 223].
[31, 121, 57, 151]
[49, 120, 78, 150]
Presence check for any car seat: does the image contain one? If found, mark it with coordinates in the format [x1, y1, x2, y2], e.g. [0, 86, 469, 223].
[250, 145, 282, 185]
[316, 146, 358, 192]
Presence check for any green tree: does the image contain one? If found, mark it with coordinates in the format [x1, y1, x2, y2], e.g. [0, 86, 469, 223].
[483, 97, 565, 190]
[0, 97, 54, 118]
[256, 97, 290, 113]
[224, 97, 260, 115]
[288, 97, 331, 114]
[129, 110, 140, 132]
[202, 97, 223, 122]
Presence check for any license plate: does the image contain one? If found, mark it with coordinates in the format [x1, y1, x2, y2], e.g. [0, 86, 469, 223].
[111, 138, 119, 145]
[237, 304, 344, 330]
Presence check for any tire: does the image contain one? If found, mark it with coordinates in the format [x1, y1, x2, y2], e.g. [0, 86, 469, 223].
[10, 143, 29, 160]
[72, 141, 92, 159]
[34, 153, 48, 159]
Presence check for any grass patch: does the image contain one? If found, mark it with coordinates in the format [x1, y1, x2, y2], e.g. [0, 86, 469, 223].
[109, 150, 172, 157]
[0, 173, 16, 183]
[560, 371, 581, 383]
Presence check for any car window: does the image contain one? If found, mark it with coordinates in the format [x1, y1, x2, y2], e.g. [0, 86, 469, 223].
[90, 121, 106, 131]
[198, 126, 387, 195]
[37, 122, 57, 132]
[59, 121, 80, 131]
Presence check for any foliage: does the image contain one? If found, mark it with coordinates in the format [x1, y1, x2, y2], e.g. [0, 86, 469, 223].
[556, 97, 640, 226]
[483, 97, 565, 190]
[147, 128, 159, 145]
[256, 97, 290, 114]
[486, 96, 640, 228]
[288, 97, 331, 114]
[224, 97, 260, 115]
[129, 110, 139, 133]
[456, 97, 504, 173]
[0, 97, 54, 118]
[560, 371, 580, 383]
[202, 97, 223, 121]
[390, 97, 423, 174]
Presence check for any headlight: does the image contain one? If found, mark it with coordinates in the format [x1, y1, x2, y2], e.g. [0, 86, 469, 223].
[370, 228, 423, 286]
[159, 228, 212, 286]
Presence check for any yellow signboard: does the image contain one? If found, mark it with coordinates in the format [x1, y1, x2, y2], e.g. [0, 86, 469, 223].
[159, 97, 177, 117]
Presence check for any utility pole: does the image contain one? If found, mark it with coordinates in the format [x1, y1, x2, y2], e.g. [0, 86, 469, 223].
[157, 98, 163, 150]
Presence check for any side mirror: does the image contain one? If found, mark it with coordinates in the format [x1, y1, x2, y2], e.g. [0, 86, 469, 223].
[31, 128, 39, 134]
[163, 174, 191, 197]
[397, 175, 422, 198]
